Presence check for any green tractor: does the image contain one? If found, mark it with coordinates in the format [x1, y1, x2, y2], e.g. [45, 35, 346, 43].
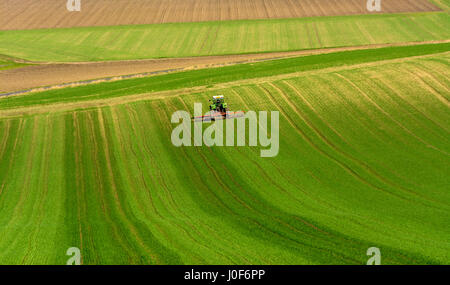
[192, 94, 243, 122]
[209, 95, 228, 113]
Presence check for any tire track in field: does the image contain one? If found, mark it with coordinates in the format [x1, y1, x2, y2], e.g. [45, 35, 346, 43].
[207, 24, 222, 55]
[175, 95, 275, 263]
[306, 72, 441, 153]
[226, 108, 346, 213]
[230, 144, 366, 256]
[184, 96, 360, 264]
[198, 24, 216, 53]
[136, 102, 205, 226]
[264, 77, 408, 203]
[166, 99, 242, 217]
[21, 115, 53, 264]
[136, 101, 235, 264]
[405, 64, 450, 103]
[355, 21, 376, 44]
[112, 107, 163, 217]
[282, 72, 448, 151]
[173, 96, 272, 264]
[157, 101, 251, 263]
[175, 96, 354, 263]
[161, 97, 260, 263]
[296, 168, 419, 264]
[328, 73, 450, 203]
[232, 86, 353, 212]
[0, 119, 23, 254]
[262, 82, 435, 202]
[412, 60, 450, 92]
[205, 144, 327, 235]
[0, 120, 11, 162]
[0, 119, 24, 197]
[109, 107, 202, 264]
[123, 104, 217, 263]
[249, 79, 442, 261]
[72, 112, 101, 264]
[312, 23, 323, 48]
[95, 110, 161, 263]
[84, 114, 107, 216]
[72, 113, 86, 264]
[361, 65, 450, 140]
[83, 112, 141, 263]
[257, 84, 446, 207]
[331, 72, 450, 200]
[277, 80, 351, 145]
[193, 138, 254, 211]
[2, 118, 40, 262]
[407, 15, 441, 39]
[204, 144, 357, 263]
[334, 73, 450, 156]
[372, 74, 450, 136]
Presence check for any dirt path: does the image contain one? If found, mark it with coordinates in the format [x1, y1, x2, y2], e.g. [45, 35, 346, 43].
[1, 40, 448, 96]
[1, 0, 441, 30]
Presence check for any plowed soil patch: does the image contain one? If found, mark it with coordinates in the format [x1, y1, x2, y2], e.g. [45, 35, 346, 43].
[1, 0, 441, 30]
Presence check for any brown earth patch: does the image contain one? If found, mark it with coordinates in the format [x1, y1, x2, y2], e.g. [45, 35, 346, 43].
[1, 0, 441, 30]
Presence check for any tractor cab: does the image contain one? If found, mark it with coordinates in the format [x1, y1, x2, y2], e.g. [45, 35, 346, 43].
[209, 95, 228, 112]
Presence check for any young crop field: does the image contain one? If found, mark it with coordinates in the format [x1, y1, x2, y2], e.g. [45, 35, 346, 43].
[0, 56, 28, 71]
[0, 12, 449, 62]
[0, 47, 449, 264]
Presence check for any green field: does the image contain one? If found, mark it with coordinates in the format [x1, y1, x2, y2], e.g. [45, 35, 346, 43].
[431, 0, 450, 11]
[0, 46, 449, 264]
[0, 55, 28, 71]
[0, 12, 449, 62]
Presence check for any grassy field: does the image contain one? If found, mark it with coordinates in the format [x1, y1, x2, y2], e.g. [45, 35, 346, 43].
[0, 47, 449, 264]
[0, 12, 449, 62]
[0, 56, 28, 71]
[431, 0, 450, 11]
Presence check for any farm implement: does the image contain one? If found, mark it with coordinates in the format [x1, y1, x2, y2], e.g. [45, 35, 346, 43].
[193, 95, 245, 122]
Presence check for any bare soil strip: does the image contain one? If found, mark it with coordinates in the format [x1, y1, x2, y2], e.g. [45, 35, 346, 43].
[1, 0, 441, 30]
[1, 40, 448, 95]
